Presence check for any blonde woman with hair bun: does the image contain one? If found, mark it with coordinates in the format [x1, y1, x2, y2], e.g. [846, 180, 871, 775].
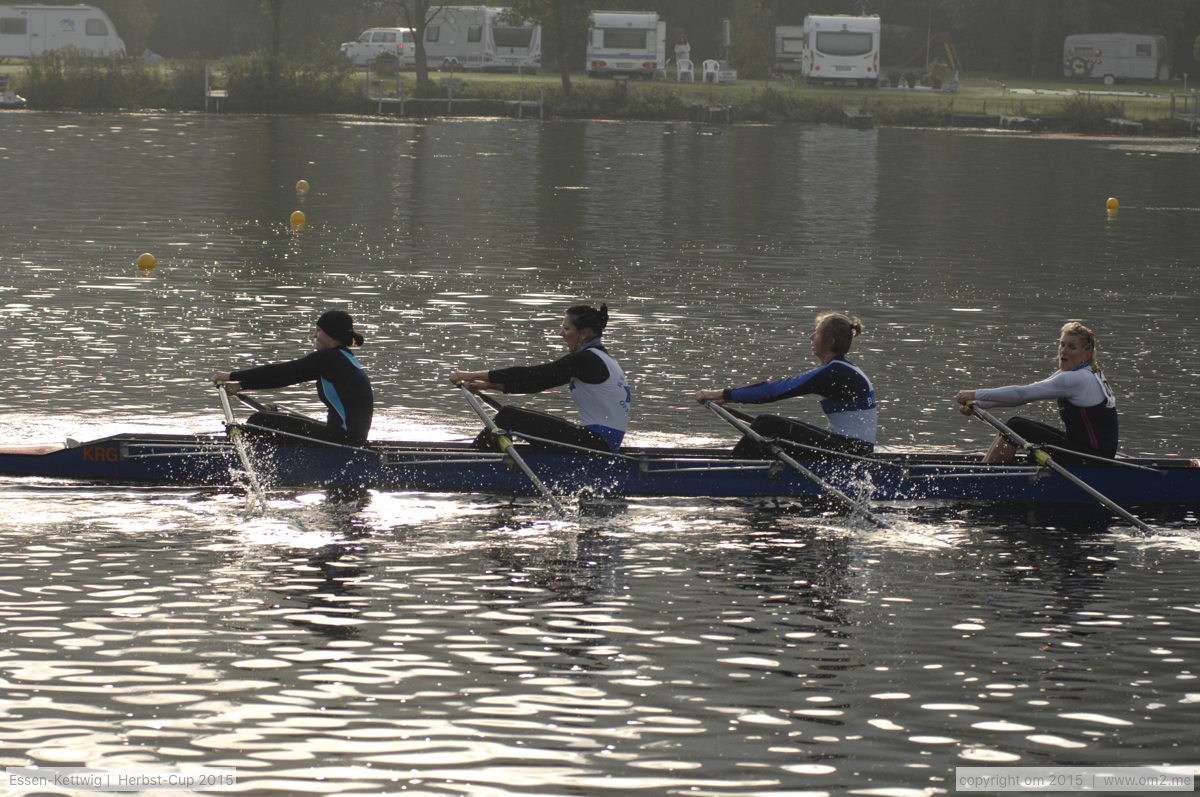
[694, 311, 877, 456]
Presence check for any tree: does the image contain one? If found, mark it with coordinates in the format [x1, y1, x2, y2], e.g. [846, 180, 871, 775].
[262, 0, 285, 60]
[374, 0, 447, 88]
[508, 0, 591, 93]
[92, 0, 156, 56]
[730, 0, 775, 79]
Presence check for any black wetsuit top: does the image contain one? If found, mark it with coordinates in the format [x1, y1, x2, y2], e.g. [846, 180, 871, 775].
[231, 348, 373, 444]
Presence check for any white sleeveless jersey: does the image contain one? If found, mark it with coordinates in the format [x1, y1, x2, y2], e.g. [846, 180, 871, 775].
[569, 346, 630, 432]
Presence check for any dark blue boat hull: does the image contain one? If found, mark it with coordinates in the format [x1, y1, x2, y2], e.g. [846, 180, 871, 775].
[1, 433, 1197, 508]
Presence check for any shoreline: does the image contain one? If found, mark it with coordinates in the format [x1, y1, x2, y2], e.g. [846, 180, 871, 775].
[4, 59, 1198, 138]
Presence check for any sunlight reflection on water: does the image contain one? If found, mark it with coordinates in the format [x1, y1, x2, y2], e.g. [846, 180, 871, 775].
[2, 114, 1199, 794]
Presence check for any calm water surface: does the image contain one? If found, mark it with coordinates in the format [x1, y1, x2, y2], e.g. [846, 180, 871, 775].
[0, 112, 1197, 795]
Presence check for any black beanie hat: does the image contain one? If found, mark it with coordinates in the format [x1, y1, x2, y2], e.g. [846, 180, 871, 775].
[317, 310, 356, 346]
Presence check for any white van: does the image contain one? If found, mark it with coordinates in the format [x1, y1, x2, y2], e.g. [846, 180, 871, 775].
[586, 11, 665, 78]
[340, 27, 416, 67]
[0, 4, 124, 58]
[421, 6, 540, 72]
[1063, 33, 1169, 85]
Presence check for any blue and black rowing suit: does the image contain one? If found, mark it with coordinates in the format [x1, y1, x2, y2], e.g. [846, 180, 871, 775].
[231, 347, 373, 445]
[724, 356, 877, 454]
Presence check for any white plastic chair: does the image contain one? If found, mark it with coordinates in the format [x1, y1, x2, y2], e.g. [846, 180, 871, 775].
[702, 59, 720, 83]
[676, 58, 694, 82]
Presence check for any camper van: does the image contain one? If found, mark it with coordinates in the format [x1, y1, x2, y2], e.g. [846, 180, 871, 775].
[1063, 33, 1169, 85]
[421, 5, 540, 72]
[0, 4, 124, 58]
[801, 14, 880, 86]
[774, 25, 804, 74]
[586, 11, 665, 78]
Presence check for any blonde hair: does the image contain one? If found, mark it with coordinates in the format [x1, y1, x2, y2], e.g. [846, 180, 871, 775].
[815, 312, 864, 356]
[1060, 320, 1100, 372]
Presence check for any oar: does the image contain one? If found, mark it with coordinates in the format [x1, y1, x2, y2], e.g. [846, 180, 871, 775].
[215, 383, 268, 514]
[455, 382, 567, 516]
[705, 400, 884, 526]
[473, 390, 505, 413]
[964, 402, 1153, 534]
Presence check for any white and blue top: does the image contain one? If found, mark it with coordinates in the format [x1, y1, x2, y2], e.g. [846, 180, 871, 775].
[489, 338, 631, 451]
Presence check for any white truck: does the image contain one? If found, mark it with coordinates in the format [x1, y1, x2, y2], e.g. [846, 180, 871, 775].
[586, 11, 665, 78]
[340, 27, 416, 67]
[1063, 33, 1169, 85]
[0, 3, 124, 58]
[420, 5, 540, 72]
[800, 14, 881, 87]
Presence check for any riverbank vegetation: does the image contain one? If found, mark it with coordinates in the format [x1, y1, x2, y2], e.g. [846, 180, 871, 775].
[5, 50, 1197, 136]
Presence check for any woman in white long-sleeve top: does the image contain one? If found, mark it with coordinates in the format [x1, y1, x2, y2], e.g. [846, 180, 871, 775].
[955, 321, 1118, 464]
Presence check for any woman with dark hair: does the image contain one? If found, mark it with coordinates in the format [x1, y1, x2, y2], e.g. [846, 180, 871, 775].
[447, 303, 631, 452]
[955, 321, 1118, 464]
[210, 309, 374, 446]
[694, 312, 877, 456]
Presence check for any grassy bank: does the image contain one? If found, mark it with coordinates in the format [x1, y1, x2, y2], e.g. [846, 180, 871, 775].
[4, 53, 1198, 135]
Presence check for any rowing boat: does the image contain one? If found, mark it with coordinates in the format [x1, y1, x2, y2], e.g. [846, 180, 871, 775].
[1, 430, 1196, 507]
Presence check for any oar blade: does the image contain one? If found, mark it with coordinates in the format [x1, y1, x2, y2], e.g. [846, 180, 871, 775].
[215, 383, 268, 514]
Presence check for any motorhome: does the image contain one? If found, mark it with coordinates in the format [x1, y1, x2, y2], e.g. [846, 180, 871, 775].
[801, 14, 880, 86]
[586, 11, 665, 78]
[0, 3, 124, 58]
[774, 25, 804, 74]
[1063, 33, 1169, 85]
[421, 5, 540, 72]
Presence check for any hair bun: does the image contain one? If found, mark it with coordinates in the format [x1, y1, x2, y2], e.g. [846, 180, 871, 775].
[568, 302, 610, 335]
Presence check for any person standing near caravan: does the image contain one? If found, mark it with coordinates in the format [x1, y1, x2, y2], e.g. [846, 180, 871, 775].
[674, 33, 690, 62]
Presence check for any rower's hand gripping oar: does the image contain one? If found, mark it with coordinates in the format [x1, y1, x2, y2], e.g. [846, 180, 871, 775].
[455, 382, 567, 516]
[215, 382, 268, 514]
[705, 400, 885, 526]
[962, 401, 1153, 534]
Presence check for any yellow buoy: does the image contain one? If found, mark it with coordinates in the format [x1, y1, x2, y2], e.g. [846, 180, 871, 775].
[296, 179, 310, 194]
[290, 210, 307, 227]
[136, 252, 157, 269]
[1106, 197, 1120, 212]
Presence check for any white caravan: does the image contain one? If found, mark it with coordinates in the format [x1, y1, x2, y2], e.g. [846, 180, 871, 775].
[421, 5, 540, 72]
[801, 14, 880, 86]
[1063, 33, 1169, 85]
[0, 4, 124, 58]
[586, 11, 665, 78]
[774, 25, 804, 74]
